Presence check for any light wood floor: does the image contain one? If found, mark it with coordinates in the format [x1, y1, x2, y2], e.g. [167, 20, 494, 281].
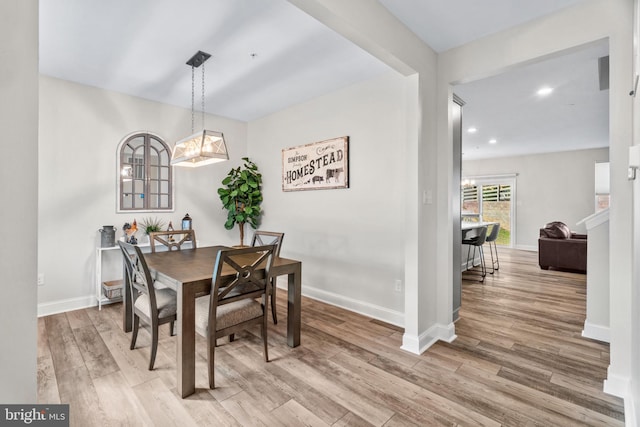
[38, 248, 624, 426]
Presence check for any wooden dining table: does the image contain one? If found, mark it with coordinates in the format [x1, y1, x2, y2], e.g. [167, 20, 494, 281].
[120, 245, 302, 398]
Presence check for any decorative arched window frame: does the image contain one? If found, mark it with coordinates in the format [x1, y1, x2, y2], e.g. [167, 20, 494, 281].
[117, 132, 174, 212]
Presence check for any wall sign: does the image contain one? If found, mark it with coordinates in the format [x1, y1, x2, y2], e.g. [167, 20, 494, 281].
[282, 136, 349, 191]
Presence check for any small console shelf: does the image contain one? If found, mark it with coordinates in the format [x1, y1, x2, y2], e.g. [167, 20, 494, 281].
[95, 240, 196, 310]
[95, 242, 150, 310]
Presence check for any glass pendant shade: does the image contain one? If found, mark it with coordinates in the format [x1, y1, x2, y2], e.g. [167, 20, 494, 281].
[171, 130, 229, 167]
[171, 50, 229, 168]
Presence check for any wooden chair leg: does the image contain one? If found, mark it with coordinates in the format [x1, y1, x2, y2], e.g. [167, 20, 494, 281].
[169, 320, 176, 336]
[229, 333, 235, 342]
[130, 315, 140, 350]
[208, 337, 216, 389]
[149, 324, 158, 371]
[262, 316, 269, 363]
[271, 279, 278, 324]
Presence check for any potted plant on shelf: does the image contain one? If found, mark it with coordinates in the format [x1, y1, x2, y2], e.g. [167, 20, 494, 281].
[218, 157, 263, 246]
[139, 217, 166, 235]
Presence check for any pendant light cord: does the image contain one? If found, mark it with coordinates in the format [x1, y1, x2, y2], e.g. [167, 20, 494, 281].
[201, 57, 206, 130]
[188, 52, 208, 134]
[191, 64, 195, 134]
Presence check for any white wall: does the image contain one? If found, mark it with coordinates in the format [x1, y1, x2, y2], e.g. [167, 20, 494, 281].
[0, 0, 38, 403]
[437, 0, 634, 420]
[462, 148, 609, 249]
[583, 210, 610, 342]
[631, 0, 640, 422]
[37, 76, 248, 315]
[288, 0, 444, 354]
[248, 71, 408, 324]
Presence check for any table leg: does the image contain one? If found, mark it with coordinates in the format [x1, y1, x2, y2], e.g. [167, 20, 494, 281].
[287, 263, 301, 347]
[177, 283, 197, 398]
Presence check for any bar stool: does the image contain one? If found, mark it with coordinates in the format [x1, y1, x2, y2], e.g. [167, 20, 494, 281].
[484, 223, 501, 274]
[462, 225, 488, 282]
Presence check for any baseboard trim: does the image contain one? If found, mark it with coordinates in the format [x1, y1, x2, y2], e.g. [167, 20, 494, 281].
[41, 284, 406, 327]
[300, 285, 404, 328]
[603, 369, 630, 398]
[400, 322, 457, 355]
[44, 284, 455, 356]
[460, 257, 482, 271]
[281, 281, 459, 355]
[515, 244, 537, 252]
[603, 368, 636, 426]
[37, 295, 101, 317]
[582, 321, 610, 343]
[401, 327, 437, 355]
[437, 322, 457, 343]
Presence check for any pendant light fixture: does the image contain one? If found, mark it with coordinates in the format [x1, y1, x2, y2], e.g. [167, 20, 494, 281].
[171, 50, 229, 167]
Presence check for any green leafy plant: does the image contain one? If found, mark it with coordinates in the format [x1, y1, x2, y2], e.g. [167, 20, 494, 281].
[139, 217, 166, 235]
[218, 157, 263, 246]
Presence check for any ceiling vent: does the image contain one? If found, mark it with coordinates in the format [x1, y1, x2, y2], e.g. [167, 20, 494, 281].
[598, 56, 609, 91]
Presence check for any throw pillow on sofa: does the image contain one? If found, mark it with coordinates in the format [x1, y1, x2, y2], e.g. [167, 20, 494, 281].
[541, 221, 571, 239]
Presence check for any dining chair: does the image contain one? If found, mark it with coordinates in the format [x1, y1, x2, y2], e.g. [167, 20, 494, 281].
[484, 223, 501, 274]
[149, 229, 197, 253]
[194, 244, 276, 389]
[462, 225, 488, 282]
[251, 231, 284, 324]
[117, 241, 177, 370]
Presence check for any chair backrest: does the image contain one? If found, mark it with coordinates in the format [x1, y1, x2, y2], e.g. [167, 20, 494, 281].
[474, 226, 488, 245]
[251, 231, 284, 257]
[149, 230, 197, 253]
[485, 223, 501, 243]
[118, 241, 158, 312]
[208, 245, 276, 327]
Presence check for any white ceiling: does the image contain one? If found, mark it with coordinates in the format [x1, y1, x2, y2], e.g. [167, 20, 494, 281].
[455, 40, 609, 160]
[39, 0, 603, 159]
[39, 0, 391, 122]
[378, 0, 587, 53]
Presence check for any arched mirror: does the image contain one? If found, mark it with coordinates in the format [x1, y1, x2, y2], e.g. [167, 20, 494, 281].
[118, 132, 173, 212]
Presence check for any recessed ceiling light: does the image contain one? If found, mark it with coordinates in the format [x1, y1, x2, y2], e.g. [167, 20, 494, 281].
[467, 127, 477, 133]
[489, 139, 497, 144]
[537, 87, 553, 96]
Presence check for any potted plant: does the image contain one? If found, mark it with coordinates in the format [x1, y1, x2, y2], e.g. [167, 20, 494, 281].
[139, 217, 166, 235]
[218, 157, 263, 246]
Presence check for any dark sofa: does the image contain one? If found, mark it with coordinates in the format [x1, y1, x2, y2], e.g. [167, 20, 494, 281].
[538, 221, 587, 273]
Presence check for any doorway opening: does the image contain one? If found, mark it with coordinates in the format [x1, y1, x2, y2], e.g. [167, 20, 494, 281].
[451, 38, 610, 328]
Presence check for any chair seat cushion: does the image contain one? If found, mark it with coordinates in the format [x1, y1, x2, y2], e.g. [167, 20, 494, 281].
[134, 287, 177, 319]
[462, 237, 481, 245]
[194, 297, 263, 336]
[462, 227, 487, 246]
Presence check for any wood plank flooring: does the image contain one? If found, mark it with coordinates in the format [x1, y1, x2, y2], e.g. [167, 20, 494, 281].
[38, 248, 623, 426]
